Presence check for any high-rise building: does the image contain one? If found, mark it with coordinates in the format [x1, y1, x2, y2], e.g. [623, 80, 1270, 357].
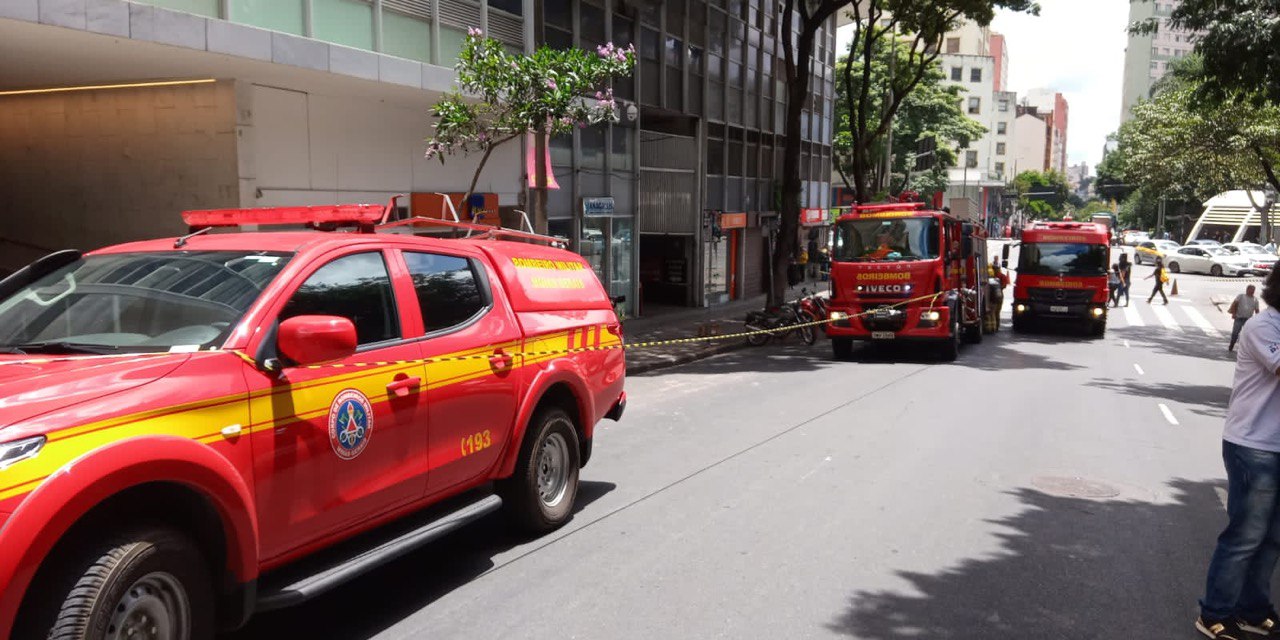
[0, 0, 836, 312]
[1120, 0, 1202, 123]
[1020, 89, 1068, 173]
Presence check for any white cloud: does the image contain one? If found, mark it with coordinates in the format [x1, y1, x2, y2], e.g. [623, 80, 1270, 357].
[835, 1, 1131, 173]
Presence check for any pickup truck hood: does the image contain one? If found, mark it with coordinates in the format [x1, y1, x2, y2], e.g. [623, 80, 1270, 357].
[0, 354, 188, 430]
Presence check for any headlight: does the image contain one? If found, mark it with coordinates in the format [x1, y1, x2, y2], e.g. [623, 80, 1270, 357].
[830, 311, 849, 321]
[1015, 304, 1027, 314]
[1091, 307, 1105, 317]
[0, 435, 46, 471]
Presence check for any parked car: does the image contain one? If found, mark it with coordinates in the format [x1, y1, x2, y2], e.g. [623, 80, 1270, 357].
[1221, 242, 1279, 273]
[1166, 245, 1262, 277]
[1186, 238, 1223, 248]
[1122, 230, 1151, 246]
[1134, 239, 1182, 265]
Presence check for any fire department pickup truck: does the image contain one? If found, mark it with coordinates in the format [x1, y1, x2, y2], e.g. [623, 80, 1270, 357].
[0, 203, 626, 639]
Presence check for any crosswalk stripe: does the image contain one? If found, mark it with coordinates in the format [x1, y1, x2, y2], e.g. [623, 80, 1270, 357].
[1151, 305, 1182, 331]
[1122, 304, 1144, 327]
[1181, 306, 1221, 336]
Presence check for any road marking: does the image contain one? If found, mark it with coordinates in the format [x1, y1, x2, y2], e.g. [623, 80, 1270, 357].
[799, 456, 832, 481]
[1152, 305, 1182, 331]
[1122, 304, 1144, 327]
[1158, 403, 1180, 425]
[1181, 306, 1221, 337]
[1133, 363, 1145, 376]
[1215, 486, 1229, 511]
[1123, 339, 1131, 348]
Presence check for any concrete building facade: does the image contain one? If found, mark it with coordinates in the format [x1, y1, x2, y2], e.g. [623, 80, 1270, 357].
[0, 0, 835, 314]
[1019, 88, 1068, 174]
[1120, 0, 1201, 123]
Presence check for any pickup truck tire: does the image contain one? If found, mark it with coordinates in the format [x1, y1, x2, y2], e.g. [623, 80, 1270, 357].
[500, 407, 580, 534]
[43, 527, 213, 640]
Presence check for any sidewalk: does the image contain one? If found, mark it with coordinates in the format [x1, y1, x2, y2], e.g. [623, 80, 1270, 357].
[622, 283, 829, 375]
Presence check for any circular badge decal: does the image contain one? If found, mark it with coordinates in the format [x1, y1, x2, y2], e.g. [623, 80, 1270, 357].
[328, 389, 373, 460]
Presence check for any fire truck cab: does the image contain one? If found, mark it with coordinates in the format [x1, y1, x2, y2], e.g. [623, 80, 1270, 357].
[825, 201, 992, 361]
[1006, 221, 1111, 336]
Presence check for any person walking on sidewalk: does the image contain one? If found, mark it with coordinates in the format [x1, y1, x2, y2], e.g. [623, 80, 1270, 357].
[1228, 285, 1261, 352]
[1146, 257, 1169, 305]
[1196, 269, 1280, 639]
[1118, 253, 1133, 306]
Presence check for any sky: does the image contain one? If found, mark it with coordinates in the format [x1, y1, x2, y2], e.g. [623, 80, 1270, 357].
[836, 0, 1131, 173]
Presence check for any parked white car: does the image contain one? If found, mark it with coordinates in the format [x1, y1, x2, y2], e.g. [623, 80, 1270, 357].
[1166, 246, 1265, 277]
[1221, 242, 1278, 274]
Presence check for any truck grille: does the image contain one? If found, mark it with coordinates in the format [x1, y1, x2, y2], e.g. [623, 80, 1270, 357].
[860, 304, 908, 331]
[1028, 287, 1094, 304]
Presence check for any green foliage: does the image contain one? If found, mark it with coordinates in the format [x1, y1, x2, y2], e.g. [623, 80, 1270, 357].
[833, 0, 1038, 202]
[1012, 169, 1070, 220]
[1130, 0, 1280, 106]
[425, 30, 635, 167]
[1115, 54, 1280, 204]
[1078, 199, 1113, 216]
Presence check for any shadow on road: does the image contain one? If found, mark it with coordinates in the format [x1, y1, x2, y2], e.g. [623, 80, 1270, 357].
[225, 480, 618, 639]
[1112, 321, 1237, 363]
[828, 478, 1233, 640]
[1086, 378, 1232, 419]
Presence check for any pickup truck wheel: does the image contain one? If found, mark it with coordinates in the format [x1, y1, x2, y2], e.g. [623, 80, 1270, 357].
[43, 527, 213, 640]
[500, 407, 580, 534]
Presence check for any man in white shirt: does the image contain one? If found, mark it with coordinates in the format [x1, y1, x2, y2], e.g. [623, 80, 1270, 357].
[1228, 285, 1261, 352]
[1198, 272, 1280, 639]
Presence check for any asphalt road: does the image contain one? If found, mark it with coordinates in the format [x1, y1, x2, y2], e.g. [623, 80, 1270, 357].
[230, 246, 1263, 640]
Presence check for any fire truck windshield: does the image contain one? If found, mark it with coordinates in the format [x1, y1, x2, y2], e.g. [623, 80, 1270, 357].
[1018, 242, 1108, 277]
[833, 217, 939, 262]
[0, 251, 293, 354]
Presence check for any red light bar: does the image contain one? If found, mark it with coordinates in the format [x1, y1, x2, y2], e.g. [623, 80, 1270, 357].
[852, 202, 928, 213]
[181, 204, 386, 229]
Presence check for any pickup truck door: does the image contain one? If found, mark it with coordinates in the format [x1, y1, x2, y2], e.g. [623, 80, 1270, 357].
[395, 248, 523, 496]
[245, 248, 429, 560]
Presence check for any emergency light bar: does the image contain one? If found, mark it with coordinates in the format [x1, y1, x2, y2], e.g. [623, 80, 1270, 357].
[852, 202, 927, 214]
[182, 204, 386, 231]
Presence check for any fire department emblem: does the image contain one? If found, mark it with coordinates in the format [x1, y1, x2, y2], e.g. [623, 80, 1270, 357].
[328, 389, 373, 460]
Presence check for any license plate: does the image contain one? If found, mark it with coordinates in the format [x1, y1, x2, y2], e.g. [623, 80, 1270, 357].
[1050, 305, 1069, 313]
[871, 331, 895, 340]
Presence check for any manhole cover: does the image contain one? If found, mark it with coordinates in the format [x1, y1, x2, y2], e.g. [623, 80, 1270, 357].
[1031, 476, 1120, 499]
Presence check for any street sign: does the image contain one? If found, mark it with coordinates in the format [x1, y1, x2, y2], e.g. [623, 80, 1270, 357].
[801, 208, 825, 225]
[720, 212, 747, 229]
[583, 197, 616, 217]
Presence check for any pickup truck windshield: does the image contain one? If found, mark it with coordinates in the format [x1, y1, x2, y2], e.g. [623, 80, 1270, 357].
[0, 251, 292, 354]
[1019, 243, 1108, 277]
[833, 217, 939, 262]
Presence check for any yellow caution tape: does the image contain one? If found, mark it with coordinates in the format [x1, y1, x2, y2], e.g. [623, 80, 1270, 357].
[0, 292, 950, 371]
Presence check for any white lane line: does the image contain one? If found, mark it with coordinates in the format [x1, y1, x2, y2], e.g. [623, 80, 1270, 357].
[1134, 363, 1145, 376]
[1181, 306, 1221, 337]
[1122, 304, 1144, 327]
[1152, 305, 1182, 331]
[799, 456, 832, 481]
[1215, 486, 1229, 511]
[1158, 403, 1180, 425]
[1123, 339, 1131, 348]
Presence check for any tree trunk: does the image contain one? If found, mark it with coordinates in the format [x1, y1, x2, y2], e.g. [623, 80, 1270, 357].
[772, 29, 816, 306]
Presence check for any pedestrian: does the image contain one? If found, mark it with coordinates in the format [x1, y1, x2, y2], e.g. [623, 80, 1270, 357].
[1228, 285, 1261, 352]
[1196, 268, 1280, 639]
[1108, 263, 1122, 307]
[1146, 257, 1169, 305]
[1118, 253, 1133, 306]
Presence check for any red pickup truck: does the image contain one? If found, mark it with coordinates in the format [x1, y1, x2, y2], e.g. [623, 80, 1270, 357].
[0, 203, 626, 639]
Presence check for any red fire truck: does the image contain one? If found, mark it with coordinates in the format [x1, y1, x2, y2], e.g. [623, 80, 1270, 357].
[1005, 221, 1111, 336]
[825, 201, 993, 361]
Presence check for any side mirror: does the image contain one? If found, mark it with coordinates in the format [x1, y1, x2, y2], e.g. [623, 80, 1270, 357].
[278, 315, 357, 366]
[1001, 244, 1011, 261]
[1001, 259, 1009, 268]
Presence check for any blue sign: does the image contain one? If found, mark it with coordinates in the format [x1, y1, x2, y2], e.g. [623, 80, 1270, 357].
[583, 197, 616, 217]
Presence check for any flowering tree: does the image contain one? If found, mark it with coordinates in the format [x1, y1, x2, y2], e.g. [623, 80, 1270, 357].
[426, 29, 636, 219]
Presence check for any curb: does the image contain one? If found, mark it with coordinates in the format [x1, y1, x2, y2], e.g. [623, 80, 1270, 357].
[625, 338, 749, 375]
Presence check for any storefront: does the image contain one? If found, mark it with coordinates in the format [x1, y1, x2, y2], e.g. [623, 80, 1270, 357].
[702, 211, 747, 305]
[578, 196, 634, 313]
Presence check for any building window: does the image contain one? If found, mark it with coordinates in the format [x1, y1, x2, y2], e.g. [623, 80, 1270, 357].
[950, 66, 962, 81]
[314, 0, 374, 50]
[1150, 60, 1159, 69]
[967, 97, 980, 114]
[970, 68, 981, 82]
[946, 37, 960, 54]
[996, 142, 1006, 155]
[997, 99, 1009, 112]
[996, 122, 1007, 135]
[1151, 46, 1159, 56]
[995, 161, 1005, 175]
[965, 150, 978, 168]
